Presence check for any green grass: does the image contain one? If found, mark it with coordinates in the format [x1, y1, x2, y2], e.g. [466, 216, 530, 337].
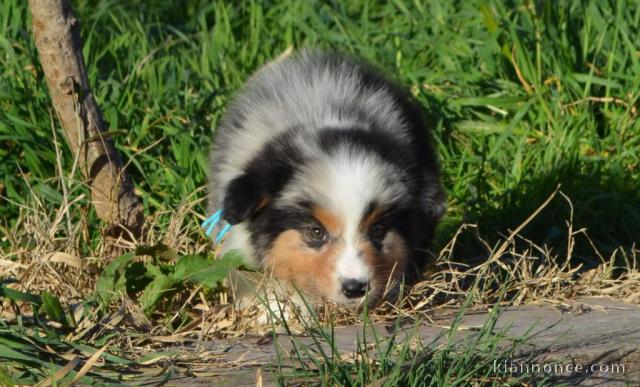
[1, 0, 640, 385]
[0, 274, 541, 386]
[2, 0, 639, 255]
[265, 281, 544, 386]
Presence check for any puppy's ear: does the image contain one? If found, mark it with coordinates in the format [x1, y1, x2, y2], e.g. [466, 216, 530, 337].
[223, 173, 268, 224]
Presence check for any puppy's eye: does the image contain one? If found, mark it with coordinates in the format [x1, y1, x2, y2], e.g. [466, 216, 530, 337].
[369, 224, 387, 242]
[304, 226, 328, 245]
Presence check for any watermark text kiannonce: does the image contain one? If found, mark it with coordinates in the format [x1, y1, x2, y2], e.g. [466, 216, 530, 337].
[493, 359, 625, 375]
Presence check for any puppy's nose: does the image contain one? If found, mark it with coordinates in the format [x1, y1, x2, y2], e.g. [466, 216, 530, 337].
[341, 279, 367, 299]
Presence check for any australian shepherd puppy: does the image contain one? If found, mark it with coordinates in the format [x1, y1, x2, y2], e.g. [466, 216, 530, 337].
[208, 51, 445, 309]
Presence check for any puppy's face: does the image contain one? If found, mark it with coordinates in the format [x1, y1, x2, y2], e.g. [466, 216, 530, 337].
[229, 147, 421, 308]
[264, 204, 410, 308]
[221, 129, 443, 308]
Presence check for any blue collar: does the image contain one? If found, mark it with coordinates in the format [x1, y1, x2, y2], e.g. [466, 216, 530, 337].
[201, 209, 232, 243]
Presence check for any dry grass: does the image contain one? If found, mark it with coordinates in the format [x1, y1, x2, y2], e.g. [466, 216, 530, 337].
[2, 165, 639, 385]
[2, 178, 639, 340]
[2, 1, 639, 383]
[1, 129, 638, 383]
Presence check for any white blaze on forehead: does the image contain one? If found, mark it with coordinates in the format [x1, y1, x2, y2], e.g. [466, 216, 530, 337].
[281, 146, 409, 283]
[309, 148, 407, 231]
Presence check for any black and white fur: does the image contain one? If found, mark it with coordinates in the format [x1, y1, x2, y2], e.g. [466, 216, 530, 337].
[208, 51, 445, 308]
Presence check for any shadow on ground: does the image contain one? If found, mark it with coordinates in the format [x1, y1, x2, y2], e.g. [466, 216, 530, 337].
[436, 163, 640, 269]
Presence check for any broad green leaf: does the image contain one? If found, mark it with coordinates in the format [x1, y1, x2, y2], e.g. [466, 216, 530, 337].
[124, 262, 153, 294]
[95, 252, 136, 307]
[173, 250, 243, 288]
[139, 264, 175, 314]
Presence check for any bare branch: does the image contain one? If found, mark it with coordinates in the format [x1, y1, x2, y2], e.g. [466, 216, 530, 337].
[29, 0, 144, 238]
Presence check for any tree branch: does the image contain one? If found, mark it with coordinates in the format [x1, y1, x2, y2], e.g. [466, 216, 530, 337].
[29, 0, 144, 238]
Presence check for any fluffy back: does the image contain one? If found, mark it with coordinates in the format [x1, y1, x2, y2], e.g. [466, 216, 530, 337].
[208, 51, 440, 211]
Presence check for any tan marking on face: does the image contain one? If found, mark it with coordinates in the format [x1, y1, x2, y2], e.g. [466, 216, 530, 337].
[256, 196, 271, 212]
[312, 207, 342, 236]
[357, 231, 409, 306]
[265, 229, 343, 298]
[359, 206, 386, 233]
